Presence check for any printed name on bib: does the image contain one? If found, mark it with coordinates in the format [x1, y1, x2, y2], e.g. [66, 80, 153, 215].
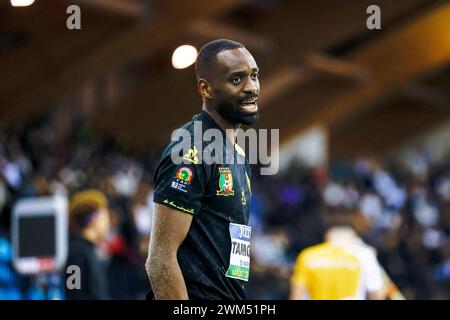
[225, 223, 251, 281]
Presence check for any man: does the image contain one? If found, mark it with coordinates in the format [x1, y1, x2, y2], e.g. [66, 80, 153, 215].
[146, 39, 259, 300]
[65, 189, 111, 300]
[290, 225, 386, 300]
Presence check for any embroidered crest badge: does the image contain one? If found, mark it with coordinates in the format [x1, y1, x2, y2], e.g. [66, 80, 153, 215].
[217, 167, 234, 196]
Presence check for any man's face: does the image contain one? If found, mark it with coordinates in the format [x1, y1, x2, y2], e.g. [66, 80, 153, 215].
[93, 207, 110, 242]
[207, 48, 260, 125]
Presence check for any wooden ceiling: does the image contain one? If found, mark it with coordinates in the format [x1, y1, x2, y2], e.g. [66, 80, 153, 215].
[0, 0, 449, 159]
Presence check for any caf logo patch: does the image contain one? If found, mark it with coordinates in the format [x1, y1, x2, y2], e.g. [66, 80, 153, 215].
[176, 166, 193, 183]
[217, 167, 234, 196]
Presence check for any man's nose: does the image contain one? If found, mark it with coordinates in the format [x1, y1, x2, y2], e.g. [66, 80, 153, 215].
[243, 78, 258, 94]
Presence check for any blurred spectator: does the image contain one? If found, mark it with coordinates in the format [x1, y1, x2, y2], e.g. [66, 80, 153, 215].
[65, 189, 111, 300]
[290, 225, 386, 300]
[105, 194, 150, 300]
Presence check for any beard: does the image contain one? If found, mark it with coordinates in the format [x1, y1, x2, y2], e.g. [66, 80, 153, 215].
[214, 99, 259, 126]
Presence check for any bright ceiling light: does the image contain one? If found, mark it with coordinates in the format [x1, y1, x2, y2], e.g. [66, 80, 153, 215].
[171, 45, 198, 69]
[10, 0, 35, 7]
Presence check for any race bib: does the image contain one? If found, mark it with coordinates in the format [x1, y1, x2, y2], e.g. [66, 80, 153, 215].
[225, 223, 251, 281]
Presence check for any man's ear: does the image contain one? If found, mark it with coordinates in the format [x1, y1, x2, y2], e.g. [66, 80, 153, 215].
[198, 78, 213, 99]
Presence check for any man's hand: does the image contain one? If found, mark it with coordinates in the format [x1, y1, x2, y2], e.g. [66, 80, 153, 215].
[146, 203, 193, 299]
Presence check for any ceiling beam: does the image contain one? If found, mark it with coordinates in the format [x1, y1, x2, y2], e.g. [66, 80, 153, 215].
[258, 67, 311, 107]
[400, 82, 450, 110]
[188, 19, 272, 52]
[0, 0, 246, 122]
[304, 53, 370, 83]
[72, 0, 148, 19]
[280, 2, 450, 145]
[330, 96, 450, 158]
[93, 0, 437, 147]
[257, 53, 369, 109]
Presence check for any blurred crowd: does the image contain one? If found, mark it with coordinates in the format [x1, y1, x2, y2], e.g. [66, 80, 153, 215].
[248, 150, 450, 299]
[0, 115, 157, 299]
[1, 113, 449, 299]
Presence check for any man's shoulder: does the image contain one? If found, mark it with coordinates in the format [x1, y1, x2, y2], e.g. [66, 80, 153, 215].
[160, 113, 222, 163]
[177, 112, 213, 133]
[301, 242, 329, 257]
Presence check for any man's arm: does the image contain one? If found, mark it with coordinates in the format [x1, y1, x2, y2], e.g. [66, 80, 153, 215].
[145, 203, 193, 300]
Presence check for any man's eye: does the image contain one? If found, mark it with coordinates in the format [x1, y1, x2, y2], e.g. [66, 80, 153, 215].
[232, 77, 242, 84]
[251, 73, 259, 80]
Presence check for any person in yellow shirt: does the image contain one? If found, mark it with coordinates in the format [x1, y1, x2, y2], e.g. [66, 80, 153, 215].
[290, 226, 387, 300]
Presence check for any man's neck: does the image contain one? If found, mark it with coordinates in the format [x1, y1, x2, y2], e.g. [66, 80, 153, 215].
[202, 104, 241, 144]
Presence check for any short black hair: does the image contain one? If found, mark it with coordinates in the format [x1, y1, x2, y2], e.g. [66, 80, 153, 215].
[195, 39, 245, 79]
